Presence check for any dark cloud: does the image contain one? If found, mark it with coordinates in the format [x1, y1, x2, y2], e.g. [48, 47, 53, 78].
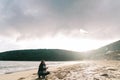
[0, 0, 120, 40]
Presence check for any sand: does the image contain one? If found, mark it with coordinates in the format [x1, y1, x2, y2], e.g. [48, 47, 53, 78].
[0, 60, 120, 80]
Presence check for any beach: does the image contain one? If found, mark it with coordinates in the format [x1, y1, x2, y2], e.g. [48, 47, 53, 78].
[0, 60, 120, 80]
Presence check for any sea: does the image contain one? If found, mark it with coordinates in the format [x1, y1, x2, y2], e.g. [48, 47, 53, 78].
[0, 61, 78, 74]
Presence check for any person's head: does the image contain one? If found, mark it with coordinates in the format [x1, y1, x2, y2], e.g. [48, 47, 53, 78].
[41, 60, 45, 64]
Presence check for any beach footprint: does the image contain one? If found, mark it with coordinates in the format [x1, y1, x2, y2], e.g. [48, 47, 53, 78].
[18, 77, 25, 80]
[33, 73, 37, 75]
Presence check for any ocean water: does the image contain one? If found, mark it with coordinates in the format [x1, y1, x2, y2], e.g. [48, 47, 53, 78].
[0, 61, 78, 74]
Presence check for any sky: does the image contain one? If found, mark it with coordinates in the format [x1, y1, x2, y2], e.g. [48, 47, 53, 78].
[0, 0, 120, 52]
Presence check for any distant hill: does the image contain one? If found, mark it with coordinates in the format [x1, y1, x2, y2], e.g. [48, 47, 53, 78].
[0, 40, 120, 61]
[0, 49, 83, 61]
[88, 40, 120, 60]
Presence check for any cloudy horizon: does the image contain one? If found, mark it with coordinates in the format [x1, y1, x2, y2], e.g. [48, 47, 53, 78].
[0, 0, 120, 52]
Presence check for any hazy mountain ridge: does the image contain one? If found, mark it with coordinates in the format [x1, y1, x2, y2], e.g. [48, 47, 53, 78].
[88, 40, 120, 60]
[0, 40, 120, 61]
[0, 49, 83, 61]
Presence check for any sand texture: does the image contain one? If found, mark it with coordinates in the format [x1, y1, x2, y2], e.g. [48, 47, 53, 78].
[0, 60, 120, 80]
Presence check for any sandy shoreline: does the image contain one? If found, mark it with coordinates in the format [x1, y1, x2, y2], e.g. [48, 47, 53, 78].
[0, 62, 76, 80]
[0, 61, 120, 80]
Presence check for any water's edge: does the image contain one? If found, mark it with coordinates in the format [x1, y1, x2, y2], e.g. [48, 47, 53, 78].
[0, 61, 78, 74]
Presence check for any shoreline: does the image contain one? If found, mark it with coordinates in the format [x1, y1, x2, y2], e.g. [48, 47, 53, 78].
[0, 61, 78, 80]
[4, 68, 38, 74]
[0, 61, 120, 80]
[0, 61, 81, 75]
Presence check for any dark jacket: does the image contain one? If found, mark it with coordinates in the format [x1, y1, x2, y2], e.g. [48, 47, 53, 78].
[38, 61, 47, 75]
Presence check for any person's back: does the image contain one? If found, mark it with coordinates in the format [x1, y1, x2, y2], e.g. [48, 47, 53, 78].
[38, 60, 50, 79]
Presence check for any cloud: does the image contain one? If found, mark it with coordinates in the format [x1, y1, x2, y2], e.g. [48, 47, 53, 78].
[0, 0, 120, 40]
[80, 29, 88, 34]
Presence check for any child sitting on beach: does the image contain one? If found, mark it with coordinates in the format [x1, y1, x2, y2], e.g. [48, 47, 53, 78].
[38, 60, 50, 79]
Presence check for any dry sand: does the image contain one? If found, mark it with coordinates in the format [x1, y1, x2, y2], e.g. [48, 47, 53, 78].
[0, 60, 120, 80]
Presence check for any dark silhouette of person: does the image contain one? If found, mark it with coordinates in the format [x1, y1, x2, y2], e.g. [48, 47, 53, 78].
[38, 60, 50, 79]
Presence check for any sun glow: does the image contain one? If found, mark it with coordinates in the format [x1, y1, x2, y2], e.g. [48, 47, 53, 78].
[16, 34, 112, 52]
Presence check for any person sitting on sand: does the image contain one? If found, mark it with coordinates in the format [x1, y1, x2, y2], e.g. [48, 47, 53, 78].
[38, 60, 50, 79]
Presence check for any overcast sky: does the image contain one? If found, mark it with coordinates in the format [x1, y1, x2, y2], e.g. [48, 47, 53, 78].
[0, 0, 120, 52]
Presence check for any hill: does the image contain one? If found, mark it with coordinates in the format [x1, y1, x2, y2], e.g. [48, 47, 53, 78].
[0, 49, 83, 61]
[87, 40, 120, 60]
[0, 40, 120, 61]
